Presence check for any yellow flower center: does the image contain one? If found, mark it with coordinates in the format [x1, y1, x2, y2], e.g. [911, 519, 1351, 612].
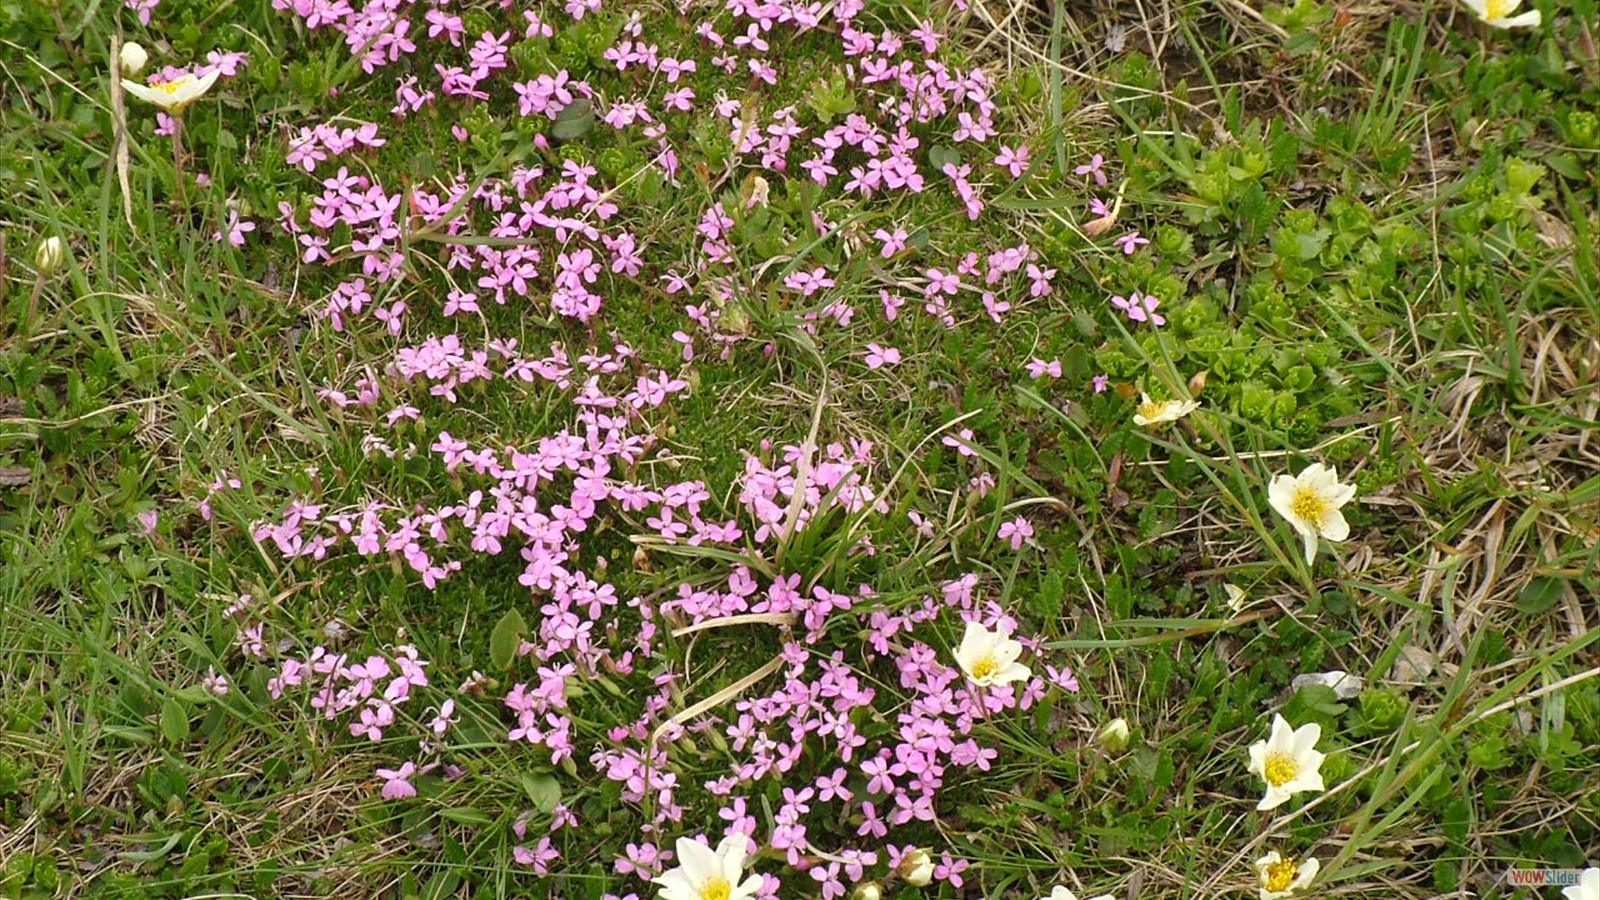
[969, 655, 999, 681]
[1137, 401, 1165, 421]
[153, 77, 192, 95]
[1264, 859, 1299, 893]
[700, 878, 731, 900]
[1484, 0, 1512, 18]
[1263, 751, 1299, 787]
[1289, 487, 1327, 529]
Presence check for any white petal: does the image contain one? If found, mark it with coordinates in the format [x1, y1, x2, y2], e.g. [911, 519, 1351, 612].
[1301, 529, 1319, 565]
[121, 79, 180, 109]
[995, 661, 1032, 684]
[675, 837, 721, 883]
[1247, 740, 1269, 778]
[1292, 858, 1321, 890]
[1492, 9, 1541, 26]
[1460, 0, 1491, 16]
[1267, 475, 1299, 524]
[1319, 509, 1349, 542]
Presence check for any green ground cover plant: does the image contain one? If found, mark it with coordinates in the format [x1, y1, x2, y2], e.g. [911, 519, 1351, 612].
[1, 0, 1598, 897]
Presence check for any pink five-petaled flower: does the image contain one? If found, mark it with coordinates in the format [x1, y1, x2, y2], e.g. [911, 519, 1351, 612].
[1092, 374, 1111, 393]
[377, 761, 417, 799]
[1026, 357, 1062, 380]
[214, 210, 257, 247]
[1113, 231, 1150, 255]
[1110, 291, 1166, 326]
[864, 343, 901, 369]
[873, 227, 908, 257]
[993, 145, 1031, 178]
[997, 515, 1034, 550]
[1074, 153, 1108, 185]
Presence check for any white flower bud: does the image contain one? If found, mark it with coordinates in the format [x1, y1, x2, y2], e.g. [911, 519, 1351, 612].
[1098, 717, 1131, 753]
[34, 236, 66, 275]
[898, 847, 935, 887]
[851, 882, 882, 900]
[119, 41, 149, 78]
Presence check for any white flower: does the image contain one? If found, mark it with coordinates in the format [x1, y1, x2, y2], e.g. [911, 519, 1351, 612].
[897, 847, 935, 887]
[1132, 393, 1199, 426]
[119, 41, 149, 78]
[1254, 851, 1319, 900]
[1267, 462, 1356, 565]
[121, 68, 221, 113]
[1291, 670, 1364, 700]
[34, 236, 66, 274]
[1461, 0, 1541, 27]
[1097, 718, 1131, 753]
[1562, 868, 1600, 900]
[954, 620, 1031, 687]
[652, 833, 763, 900]
[1224, 583, 1249, 613]
[1048, 885, 1115, 900]
[1246, 714, 1327, 810]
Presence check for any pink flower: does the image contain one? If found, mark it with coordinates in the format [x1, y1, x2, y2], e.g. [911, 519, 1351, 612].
[997, 515, 1034, 550]
[1113, 230, 1150, 255]
[1092, 374, 1111, 393]
[1074, 153, 1108, 185]
[1110, 291, 1166, 326]
[864, 343, 901, 369]
[377, 761, 417, 799]
[214, 210, 257, 247]
[1026, 358, 1062, 379]
[993, 145, 1031, 178]
[873, 227, 908, 257]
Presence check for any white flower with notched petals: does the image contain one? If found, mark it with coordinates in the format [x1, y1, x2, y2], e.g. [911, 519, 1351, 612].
[1247, 714, 1326, 810]
[120, 68, 220, 113]
[1267, 462, 1356, 565]
[1132, 393, 1199, 427]
[954, 620, 1031, 687]
[1562, 868, 1599, 900]
[1254, 851, 1319, 900]
[1460, 0, 1541, 28]
[652, 833, 763, 900]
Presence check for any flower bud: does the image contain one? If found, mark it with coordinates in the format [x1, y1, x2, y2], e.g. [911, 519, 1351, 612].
[34, 236, 66, 275]
[1098, 717, 1131, 753]
[897, 848, 935, 887]
[119, 41, 149, 78]
[851, 882, 883, 900]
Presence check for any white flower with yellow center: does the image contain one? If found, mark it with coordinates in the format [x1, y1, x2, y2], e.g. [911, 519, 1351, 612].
[1132, 393, 1199, 427]
[1461, 0, 1540, 28]
[120, 69, 221, 113]
[954, 620, 1031, 687]
[1254, 851, 1319, 900]
[1267, 462, 1356, 565]
[1246, 714, 1326, 810]
[652, 833, 763, 900]
[1562, 868, 1599, 900]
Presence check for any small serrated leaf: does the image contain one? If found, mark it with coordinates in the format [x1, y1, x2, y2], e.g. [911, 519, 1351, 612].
[489, 608, 529, 670]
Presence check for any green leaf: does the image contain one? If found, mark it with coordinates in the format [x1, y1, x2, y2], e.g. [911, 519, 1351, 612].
[490, 608, 529, 670]
[1515, 576, 1564, 615]
[551, 98, 594, 141]
[438, 806, 494, 827]
[522, 772, 561, 813]
[160, 698, 190, 744]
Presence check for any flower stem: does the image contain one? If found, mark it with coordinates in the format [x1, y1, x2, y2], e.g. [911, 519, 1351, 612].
[171, 112, 187, 211]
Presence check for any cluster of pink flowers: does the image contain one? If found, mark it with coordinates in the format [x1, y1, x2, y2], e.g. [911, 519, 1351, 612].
[177, 0, 1179, 894]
